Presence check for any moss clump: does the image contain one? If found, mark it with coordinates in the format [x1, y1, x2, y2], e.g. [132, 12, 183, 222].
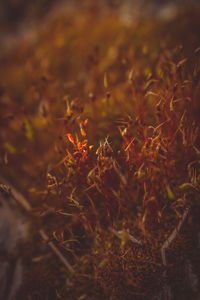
[0, 4, 200, 299]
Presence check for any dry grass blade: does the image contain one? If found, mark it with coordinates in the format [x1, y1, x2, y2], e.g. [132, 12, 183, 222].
[161, 208, 190, 266]
[111, 228, 143, 245]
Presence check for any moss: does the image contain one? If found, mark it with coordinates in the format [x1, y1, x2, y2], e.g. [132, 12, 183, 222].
[1, 4, 200, 299]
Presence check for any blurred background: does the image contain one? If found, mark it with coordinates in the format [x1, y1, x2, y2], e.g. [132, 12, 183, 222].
[0, 0, 199, 31]
[0, 0, 199, 57]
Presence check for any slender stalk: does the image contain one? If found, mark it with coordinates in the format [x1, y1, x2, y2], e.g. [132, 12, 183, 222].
[161, 207, 190, 266]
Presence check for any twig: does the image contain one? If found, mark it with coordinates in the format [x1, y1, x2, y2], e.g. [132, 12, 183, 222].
[161, 207, 190, 266]
[0, 176, 31, 212]
[0, 175, 75, 274]
[39, 229, 75, 274]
